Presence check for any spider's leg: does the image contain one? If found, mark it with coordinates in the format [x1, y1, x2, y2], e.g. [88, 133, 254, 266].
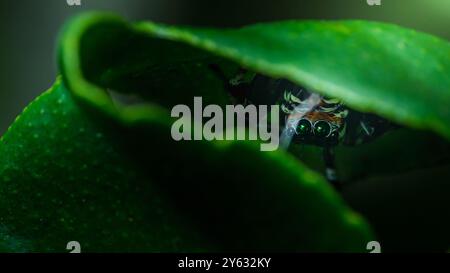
[323, 146, 340, 190]
[208, 64, 250, 103]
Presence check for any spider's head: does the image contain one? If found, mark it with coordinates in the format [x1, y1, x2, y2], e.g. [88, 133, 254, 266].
[281, 91, 347, 146]
[287, 114, 343, 146]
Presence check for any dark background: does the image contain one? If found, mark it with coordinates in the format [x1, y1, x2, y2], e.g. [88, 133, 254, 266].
[0, 0, 449, 134]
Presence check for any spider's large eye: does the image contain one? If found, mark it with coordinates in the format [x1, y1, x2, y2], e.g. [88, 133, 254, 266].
[314, 120, 331, 137]
[296, 119, 312, 136]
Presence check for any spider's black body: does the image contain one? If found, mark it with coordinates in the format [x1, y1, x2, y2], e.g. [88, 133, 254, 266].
[228, 72, 394, 147]
[211, 65, 396, 188]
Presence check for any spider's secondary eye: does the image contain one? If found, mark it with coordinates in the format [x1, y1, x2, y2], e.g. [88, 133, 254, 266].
[314, 120, 331, 137]
[296, 119, 312, 136]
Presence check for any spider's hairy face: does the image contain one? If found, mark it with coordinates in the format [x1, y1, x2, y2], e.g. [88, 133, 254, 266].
[281, 89, 348, 146]
[223, 71, 394, 147]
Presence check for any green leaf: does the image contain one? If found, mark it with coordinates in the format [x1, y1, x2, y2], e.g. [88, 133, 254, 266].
[60, 13, 450, 140]
[0, 79, 372, 252]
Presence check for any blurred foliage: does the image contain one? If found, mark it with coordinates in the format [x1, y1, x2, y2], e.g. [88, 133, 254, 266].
[293, 128, 450, 183]
[343, 164, 450, 252]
